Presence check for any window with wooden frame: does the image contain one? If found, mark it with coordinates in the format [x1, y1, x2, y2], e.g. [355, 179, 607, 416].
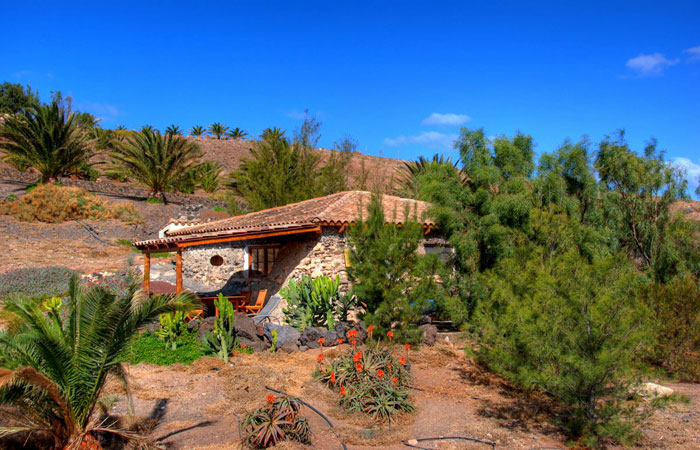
[248, 245, 280, 278]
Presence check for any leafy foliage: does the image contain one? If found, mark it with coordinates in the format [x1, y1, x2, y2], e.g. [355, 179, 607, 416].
[121, 330, 206, 366]
[0, 266, 78, 299]
[0, 82, 40, 114]
[317, 344, 414, 423]
[242, 395, 311, 448]
[281, 275, 356, 330]
[108, 129, 203, 202]
[155, 310, 187, 350]
[0, 100, 93, 182]
[0, 276, 199, 448]
[200, 293, 238, 363]
[177, 161, 224, 194]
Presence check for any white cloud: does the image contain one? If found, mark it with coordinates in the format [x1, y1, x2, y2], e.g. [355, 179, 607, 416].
[76, 101, 121, 121]
[384, 131, 458, 150]
[625, 53, 679, 76]
[672, 157, 700, 195]
[684, 45, 700, 61]
[421, 112, 471, 126]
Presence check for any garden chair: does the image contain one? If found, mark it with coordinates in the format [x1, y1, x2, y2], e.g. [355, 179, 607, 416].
[249, 294, 282, 324]
[244, 289, 267, 314]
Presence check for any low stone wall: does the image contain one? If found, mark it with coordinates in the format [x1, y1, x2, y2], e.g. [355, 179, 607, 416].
[0, 167, 224, 208]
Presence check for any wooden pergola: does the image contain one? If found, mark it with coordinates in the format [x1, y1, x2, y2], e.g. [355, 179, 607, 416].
[134, 224, 323, 294]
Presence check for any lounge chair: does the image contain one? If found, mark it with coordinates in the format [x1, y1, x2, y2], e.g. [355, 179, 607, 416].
[244, 289, 267, 314]
[249, 294, 282, 324]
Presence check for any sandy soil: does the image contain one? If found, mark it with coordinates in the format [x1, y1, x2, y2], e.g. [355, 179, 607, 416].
[102, 340, 700, 450]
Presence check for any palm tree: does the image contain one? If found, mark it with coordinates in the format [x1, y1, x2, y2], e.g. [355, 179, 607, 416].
[190, 125, 206, 138]
[226, 127, 248, 139]
[108, 129, 203, 203]
[115, 125, 127, 131]
[0, 101, 93, 182]
[165, 124, 183, 136]
[196, 161, 224, 193]
[139, 125, 156, 133]
[0, 277, 198, 449]
[396, 154, 459, 198]
[208, 122, 229, 140]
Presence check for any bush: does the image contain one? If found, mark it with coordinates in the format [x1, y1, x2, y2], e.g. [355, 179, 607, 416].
[0, 184, 141, 224]
[0, 266, 78, 299]
[242, 395, 311, 448]
[316, 341, 414, 423]
[121, 330, 205, 366]
[281, 274, 356, 330]
[477, 250, 654, 446]
[639, 274, 700, 381]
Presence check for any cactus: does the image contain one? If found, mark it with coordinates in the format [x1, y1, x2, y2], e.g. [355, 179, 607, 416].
[282, 275, 350, 330]
[200, 293, 237, 363]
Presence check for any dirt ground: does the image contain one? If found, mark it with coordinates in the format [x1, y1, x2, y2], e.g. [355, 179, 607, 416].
[103, 340, 700, 450]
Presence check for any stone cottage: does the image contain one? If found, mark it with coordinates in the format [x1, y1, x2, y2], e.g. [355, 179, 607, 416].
[133, 191, 443, 319]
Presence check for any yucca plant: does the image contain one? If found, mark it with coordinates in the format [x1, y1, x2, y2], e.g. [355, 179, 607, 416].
[165, 124, 183, 136]
[0, 276, 199, 449]
[189, 125, 206, 137]
[0, 101, 93, 182]
[208, 122, 229, 140]
[107, 129, 203, 203]
[226, 127, 248, 139]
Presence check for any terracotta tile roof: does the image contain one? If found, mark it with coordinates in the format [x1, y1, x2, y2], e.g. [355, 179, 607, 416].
[133, 191, 433, 249]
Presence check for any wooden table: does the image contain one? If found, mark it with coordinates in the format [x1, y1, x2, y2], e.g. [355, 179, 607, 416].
[199, 292, 252, 316]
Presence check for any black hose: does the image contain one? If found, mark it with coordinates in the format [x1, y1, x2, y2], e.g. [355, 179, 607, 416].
[403, 435, 497, 449]
[264, 385, 348, 450]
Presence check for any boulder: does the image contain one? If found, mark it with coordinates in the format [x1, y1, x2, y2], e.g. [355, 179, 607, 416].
[334, 322, 348, 342]
[263, 323, 301, 348]
[234, 312, 258, 341]
[197, 317, 216, 339]
[347, 321, 367, 343]
[420, 324, 439, 346]
[280, 341, 299, 353]
[300, 327, 322, 348]
[239, 337, 268, 353]
[323, 330, 338, 347]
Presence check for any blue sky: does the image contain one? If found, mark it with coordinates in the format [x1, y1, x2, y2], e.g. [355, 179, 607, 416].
[2, 1, 700, 194]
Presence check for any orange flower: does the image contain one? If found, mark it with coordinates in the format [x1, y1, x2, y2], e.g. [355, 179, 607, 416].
[330, 372, 336, 383]
[317, 353, 324, 362]
[266, 394, 275, 404]
[387, 330, 394, 341]
[340, 386, 346, 395]
[392, 376, 398, 386]
[399, 356, 406, 365]
[347, 329, 358, 338]
[351, 339, 357, 347]
[388, 363, 392, 370]
[353, 351, 362, 362]
[404, 344, 410, 351]
[376, 369, 385, 378]
[318, 337, 325, 345]
[337, 338, 343, 345]
[367, 324, 374, 337]
[355, 363, 363, 372]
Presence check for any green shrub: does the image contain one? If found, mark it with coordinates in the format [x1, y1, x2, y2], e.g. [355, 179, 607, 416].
[122, 330, 205, 365]
[155, 310, 187, 350]
[281, 274, 356, 330]
[242, 395, 311, 448]
[316, 344, 414, 423]
[0, 266, 78, 299]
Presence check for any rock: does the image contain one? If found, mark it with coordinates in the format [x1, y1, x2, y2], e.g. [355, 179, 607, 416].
[300, 327, 322, 348]
[638, 382, 674, 398]
[347, 321, 367, 343]
[323, 330, 338, 346]
[280, 341, 299, 353]
[239, 337, 268, 353]
[197, 316, 217, 339]
[234, 312, 258, 341]
[407, 439, 418, 446]
[256, 324, 265, 338]
[263, 323, 301, 348]
[186, 319, 200, 332]
[420, 324, 439, 346]
[334, 322, 348, 342]
[298, 345, 308, 352]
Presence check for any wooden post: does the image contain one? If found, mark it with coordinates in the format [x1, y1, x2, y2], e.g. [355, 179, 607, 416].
[176, 247, 183, 294]
[144, 251, 151, 295]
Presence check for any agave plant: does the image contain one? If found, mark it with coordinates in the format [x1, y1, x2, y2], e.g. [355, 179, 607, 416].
[190, 125, 206, 137]
[108, 129, 203, 203]
[165, 124, 183, 136]
[0, 101, 93, 182]
[208, 122, 229, 140]
[0, 276, 199, 449]
[243, 395, 311, 448]
[226, 127, 248, 139]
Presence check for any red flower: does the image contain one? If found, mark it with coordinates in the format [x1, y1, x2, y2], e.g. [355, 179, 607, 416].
[353, 351, 362, 362]
[318, 337, 325, 345]
[317, 353, 324, 362]
[347, 329, 358, 339]
[355, 363, 363, 372]
[367, 324, 374, 336]
[376, 369, 385, 378]
[337, 338, 343, 345]
[387, 330, 394, 341]
[404, 344, 410, 351]
[392, 376, 398, 386]
[330, 372, 336, 383]
[351, 339, 357, 347]
[266, 394, 275, 404]
[388, 363, 392, 370]
[399, 356, 406, 365]
[340, 386, 346, 395]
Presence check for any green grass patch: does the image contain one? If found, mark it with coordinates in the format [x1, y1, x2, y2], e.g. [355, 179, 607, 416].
[144, 197, 165, 204]
[121, 330, 206, 365]
[116, 238, 135, 248]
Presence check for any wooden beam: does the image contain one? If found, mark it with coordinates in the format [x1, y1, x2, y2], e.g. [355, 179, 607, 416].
[177, 225, 322, 248]
[143, 252, 150, 295]
[176, 248, 183, 294]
